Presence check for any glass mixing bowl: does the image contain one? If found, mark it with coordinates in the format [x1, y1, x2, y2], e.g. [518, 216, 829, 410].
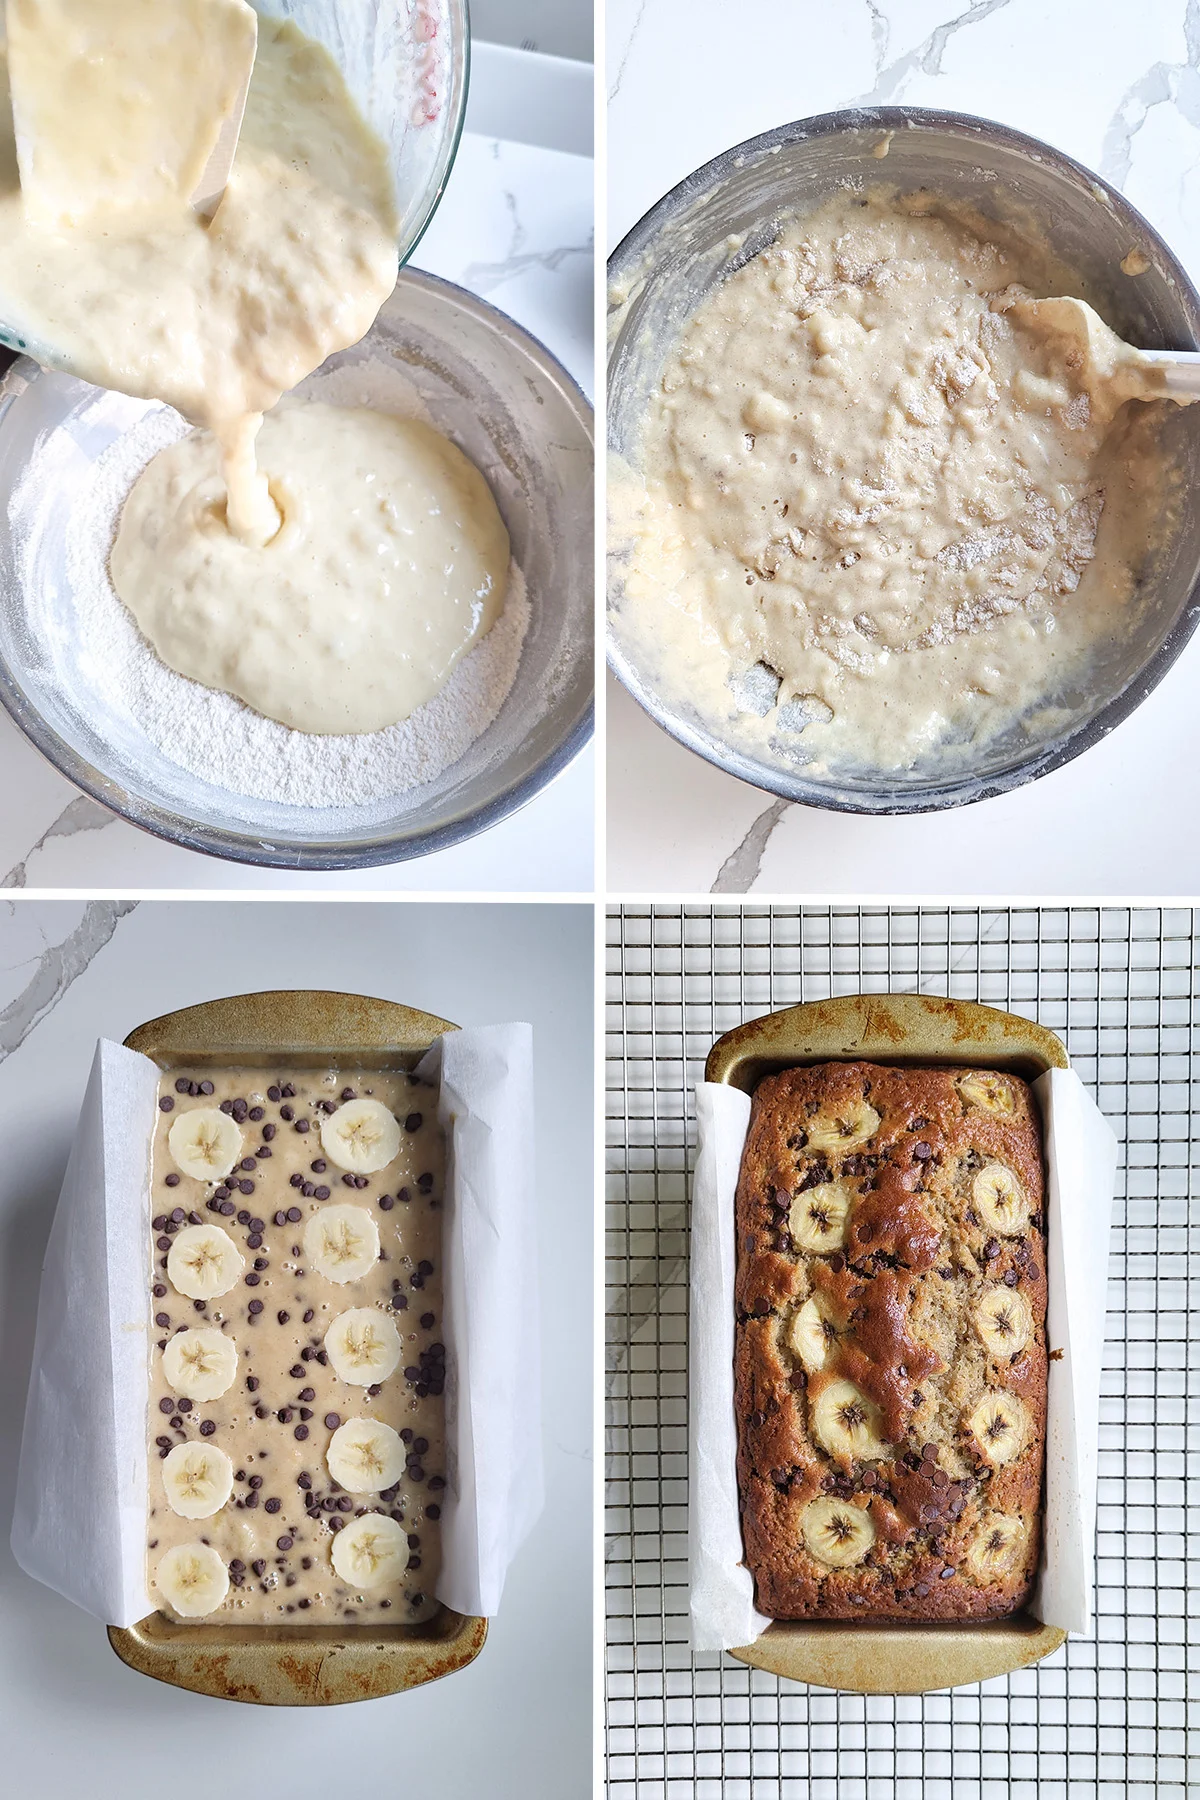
[0, 271, 594, 868]
[607, 107, 1200, 815]
[0, 0, 470, 367]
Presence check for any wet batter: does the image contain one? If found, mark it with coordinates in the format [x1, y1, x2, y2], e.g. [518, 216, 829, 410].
[614, 189, 1181, 774]
[146, 1067, 445, 1625]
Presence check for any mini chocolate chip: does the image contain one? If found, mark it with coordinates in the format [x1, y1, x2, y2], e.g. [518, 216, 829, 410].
[329, 1516, 344, 1532]
[324, 1412, 341, 1429]
[265, 1497, 281, 1514]
[164, 1172, 181, 1189]
[295, 1119, 310, 1134]
[276, 1535, 293, 1551]
[379, 1194, 394, 1211]
[404, 1112, 422, 1132]
[245, 1273, 260, 1287]
[314, 1186, 330, 1200]
[249, 1300, 264, 1315]
[154, 1312, 170, 1328]
[158, 1396, 174, 1414]
[295, 1424, 309, 1440]
[426, 1504, 441, 1520]
[303, 1308, 314, 1323]
[199, 1419, 216, 1437]
[159, 1097, 174, 1112]
[280, 1104, 294, 1121]
[286, 1206, 301, 1223]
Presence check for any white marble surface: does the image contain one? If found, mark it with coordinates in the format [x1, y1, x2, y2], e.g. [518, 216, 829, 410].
[0, 900, 592, 1793]
[0, 49, 595, 893]
[607, 0, 1200, 895]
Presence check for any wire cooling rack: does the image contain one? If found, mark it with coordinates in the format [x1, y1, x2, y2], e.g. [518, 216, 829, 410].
[605, 906, 1198, 1799]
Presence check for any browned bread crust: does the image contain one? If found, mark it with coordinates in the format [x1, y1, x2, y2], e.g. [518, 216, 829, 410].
[733, 1061, 1046, 1622]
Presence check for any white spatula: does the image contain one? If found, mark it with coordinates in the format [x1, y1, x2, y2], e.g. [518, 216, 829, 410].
[1012, 293, 1200, 407]
[6, 0, 257, 226]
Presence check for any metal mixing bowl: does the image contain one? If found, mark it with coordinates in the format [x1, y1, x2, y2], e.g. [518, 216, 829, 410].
[0, 270, 594, 868]
[607, 107, 1200, 814]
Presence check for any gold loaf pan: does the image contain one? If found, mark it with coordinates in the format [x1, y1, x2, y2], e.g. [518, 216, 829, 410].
[109, 989, 488, 1706]
[705, 991, 1068, 1696]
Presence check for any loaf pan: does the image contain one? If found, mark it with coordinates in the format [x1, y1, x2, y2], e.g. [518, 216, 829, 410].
[705, 990, 1067, 1696]
[108, 989, 488, 1706]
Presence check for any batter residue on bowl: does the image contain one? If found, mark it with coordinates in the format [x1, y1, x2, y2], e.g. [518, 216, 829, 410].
[612, 188, 1182, 775]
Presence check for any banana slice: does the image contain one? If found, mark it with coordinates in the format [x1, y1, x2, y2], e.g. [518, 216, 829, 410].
[804, 1100, 880, 1156]
[971, 1163, 1031, 1236]
[973, 1287, 1033, 1359]
[801, 1496, 876, 1568]
[320, 1098, 401, 1174]
[326, 1417, 406, 1492]
[161, 1326, 239, 1400]
[810, 1378, 889, 1462]
[167, 1106, 243, 1181]
[788, 1293, 843, 1373]
[958, 1072, 1016, 1116]
[965, 1390, 1031, 1467]
[303, 1204, 380, 1284]
[166, 1223, 244, 1300]
[162, 1441, 234, 1518]
[789, 1180, 855, 1254]
[965, 1510, 1029, 1581]
[330, 1510, 408, 1588]
[155, 1541, 229, 1617]
[325, 1307, 402, 1385]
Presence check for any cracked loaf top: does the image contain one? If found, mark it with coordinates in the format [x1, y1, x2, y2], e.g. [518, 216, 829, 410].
[733, 1060, 1047, 1622]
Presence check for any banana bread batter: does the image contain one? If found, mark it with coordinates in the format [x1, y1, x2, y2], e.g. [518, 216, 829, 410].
[0, 16, 398, 545]
[111, 404, 510, 735]
[147, 1067, 446, 1624]
[0, 13, 512, 733]
[615, 190, 1180, 774]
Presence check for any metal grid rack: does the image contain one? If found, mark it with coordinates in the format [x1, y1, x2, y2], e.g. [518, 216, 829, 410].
[605, 906, 1198, 1799]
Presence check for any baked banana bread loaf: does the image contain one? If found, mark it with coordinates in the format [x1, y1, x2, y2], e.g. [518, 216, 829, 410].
[734, 1060, 1046, 1621]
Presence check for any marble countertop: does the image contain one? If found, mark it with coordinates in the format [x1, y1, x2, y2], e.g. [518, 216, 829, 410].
[0, 45, 594, 894]
[0, 899, 592, 1792]
[607, 0, 1200, 895]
